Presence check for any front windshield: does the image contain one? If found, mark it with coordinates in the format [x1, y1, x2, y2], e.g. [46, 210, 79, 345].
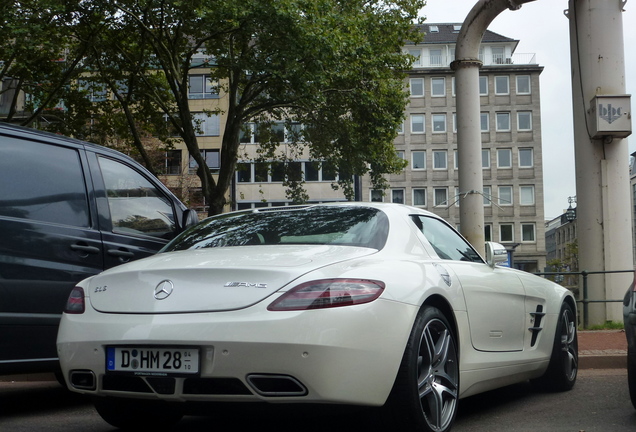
[164, 206, 389, 252]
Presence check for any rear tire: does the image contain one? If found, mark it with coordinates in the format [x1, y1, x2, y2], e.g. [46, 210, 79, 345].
[93, 396, 184, 430]
[628, 352, 636, 409]
[384, 306, 459, 432]
[532, 302, 578, 391]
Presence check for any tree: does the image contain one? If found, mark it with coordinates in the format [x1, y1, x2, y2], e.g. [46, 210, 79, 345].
[547, 239, 579, 288]
[98, 0, 424, 215]
[0, 1, 105, 129]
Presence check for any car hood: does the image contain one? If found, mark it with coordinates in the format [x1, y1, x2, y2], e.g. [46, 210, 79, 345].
[87, 245, 377, 314]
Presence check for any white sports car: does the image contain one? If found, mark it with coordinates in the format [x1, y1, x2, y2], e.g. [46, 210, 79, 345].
[57, 203, 578, 431]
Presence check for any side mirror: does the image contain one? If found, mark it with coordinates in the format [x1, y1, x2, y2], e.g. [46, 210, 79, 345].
[182, 209, 200, 230]
[485, 242, 508, 268]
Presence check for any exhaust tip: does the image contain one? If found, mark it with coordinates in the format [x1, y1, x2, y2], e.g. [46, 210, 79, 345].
[69, 370, 96, 390]
[246, 374, 307, 397]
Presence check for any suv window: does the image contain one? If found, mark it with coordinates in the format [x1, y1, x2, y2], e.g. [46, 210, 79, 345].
[411, 215, 482, 262]
[0, 138, 89, 227]
[98, 156, 177, 239]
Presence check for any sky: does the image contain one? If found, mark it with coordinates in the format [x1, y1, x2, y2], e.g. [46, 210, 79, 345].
[419, 0, 636, 219]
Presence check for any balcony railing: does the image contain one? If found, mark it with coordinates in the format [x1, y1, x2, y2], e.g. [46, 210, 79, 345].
[415, 52, 537, 69]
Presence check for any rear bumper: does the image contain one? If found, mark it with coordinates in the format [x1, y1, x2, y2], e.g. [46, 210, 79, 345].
[57, 299, 417, 406]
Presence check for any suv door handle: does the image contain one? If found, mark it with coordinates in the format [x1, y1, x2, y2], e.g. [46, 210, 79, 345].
[70, 243, 100, 254]
[107, 249, 135, 259]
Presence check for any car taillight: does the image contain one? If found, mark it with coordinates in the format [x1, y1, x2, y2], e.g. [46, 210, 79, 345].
[64, 287, 85, 314]
[267, 279, 385, 311]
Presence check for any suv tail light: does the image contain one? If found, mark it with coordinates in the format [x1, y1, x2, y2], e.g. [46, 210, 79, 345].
[64, 287, 86, 314]
[267, 279, 384, 311]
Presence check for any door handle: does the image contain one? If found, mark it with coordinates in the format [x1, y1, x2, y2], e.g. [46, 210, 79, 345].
[70, 243, 100, 254]
[107, 249, 135, 259]
[107, 248, 134, 263]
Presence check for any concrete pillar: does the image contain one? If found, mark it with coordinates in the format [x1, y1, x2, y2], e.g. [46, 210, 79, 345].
[567, 0, 633, 323]
[452, 0, 536, 256]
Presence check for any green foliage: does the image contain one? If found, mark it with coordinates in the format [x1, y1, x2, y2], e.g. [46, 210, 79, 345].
[2, 0, 425, 215]
[0, 1, 106, 128]
[583, 320, 624, 331]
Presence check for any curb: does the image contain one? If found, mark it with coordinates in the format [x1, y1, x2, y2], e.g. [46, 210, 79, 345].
[579, 354, 627, 369]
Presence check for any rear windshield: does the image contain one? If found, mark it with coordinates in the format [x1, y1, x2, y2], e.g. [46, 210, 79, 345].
[164, 206, 389, 251]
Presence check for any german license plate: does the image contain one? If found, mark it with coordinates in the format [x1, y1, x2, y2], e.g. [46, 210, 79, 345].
[106, 347, 199, 376]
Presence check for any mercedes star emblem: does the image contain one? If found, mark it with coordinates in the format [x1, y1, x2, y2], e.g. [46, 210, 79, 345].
[154, 280, 174, 300]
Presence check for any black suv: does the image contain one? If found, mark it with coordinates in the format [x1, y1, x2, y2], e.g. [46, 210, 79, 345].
[0, 123, 198, 375]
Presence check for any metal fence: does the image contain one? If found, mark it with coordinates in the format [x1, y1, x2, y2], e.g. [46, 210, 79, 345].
[534, 269, 633, 329]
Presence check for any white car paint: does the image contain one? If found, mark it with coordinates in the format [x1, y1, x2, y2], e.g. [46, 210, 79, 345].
[56, 202, 576, 428]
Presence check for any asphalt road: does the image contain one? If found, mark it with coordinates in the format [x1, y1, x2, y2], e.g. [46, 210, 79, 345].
[1, 369, 634, 431]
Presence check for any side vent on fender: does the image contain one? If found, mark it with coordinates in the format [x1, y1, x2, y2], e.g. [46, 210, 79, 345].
[528, 305, 545, 347]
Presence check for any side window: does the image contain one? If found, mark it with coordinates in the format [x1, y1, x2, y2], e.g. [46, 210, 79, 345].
[411, 215, 482, 262]
[98, 156, 177, 239]
[0, 138, 89, 227]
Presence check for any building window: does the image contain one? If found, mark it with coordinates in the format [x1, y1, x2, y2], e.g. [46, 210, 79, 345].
[255, 162, 268, 182]
[270, 162, 285, 182]
[188, 74, 218, 99]
[410, 78, 424, 97]
[189, 149, 220, 173]
[285, 123, 303, 143]
[492, 46, 506, 64]
[480, 112, 489, 132]
[268, 122, 286, 143]
[397, 121, 404, 134]
[485, 224, 493, 242]
[434, 188, 448, 206]
[498, 185, 513, 206]
[164, 150, 182, 175]
[430, 48, 442, 66]
[451, 77, 456, 96]
[432, 114, 447, 133]
[516, 75, 531, 94]
[496, 112, 511, 131]
[304, 161, 320, 181]
[392, 189, 405, 204]
[236, 162, 252, 182]
[408, 48, 421, 67]
[79, 80, 108, 102]
[522, 223, 536, 242]
[479, 76, 488, 95]
[321, 161, 337, 181]
[412, 151, 426, 170]
[411, 115, 425, 133]
[431, 77, 445, 97]
[500, 224, 514, 242]
[396, 150, 405, 160]
[495, 76, 510, 95]
[371, 189, 384, 202]
[497, 149, 512, 168]
[517, 111, 532, 131]
[192, 112, 221, 136]
[483, 186, 492, 206]
[482, 149, 490, 168]
[519, 148, 534, 167]
[520, 186, 535, 205]
[453, 113, 457, 133]
[454, 150, 458, 169]
[240, 123, 256, 143]
[433, 150, 447, 169]
[413, 188, 427, 206]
